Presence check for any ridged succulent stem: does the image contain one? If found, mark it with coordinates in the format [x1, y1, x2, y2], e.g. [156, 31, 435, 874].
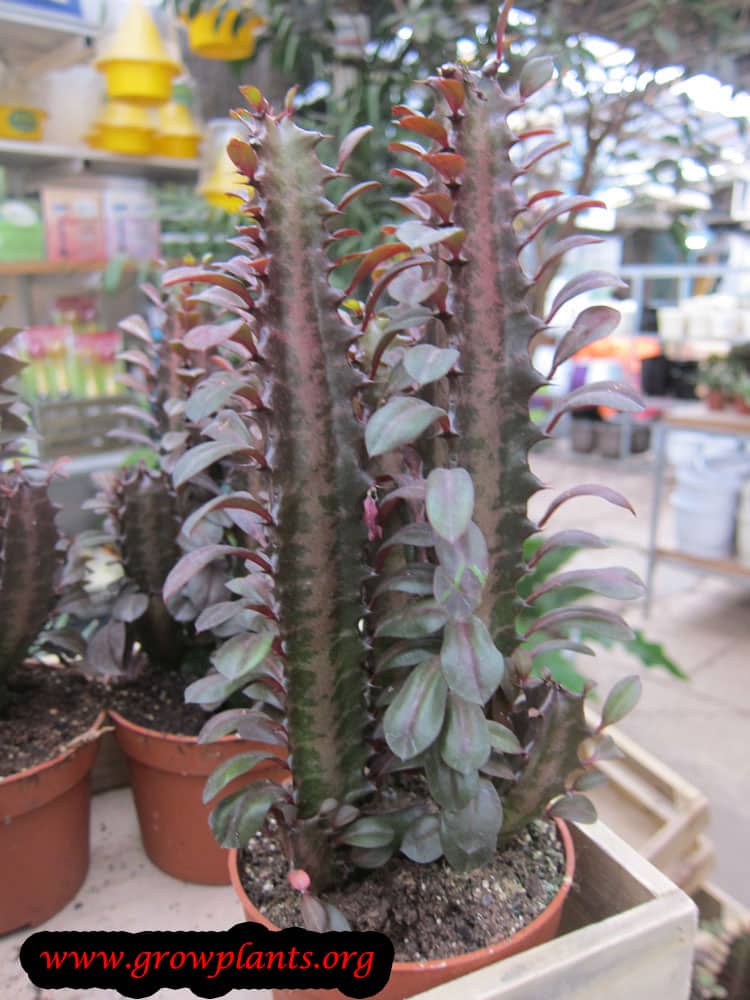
[256, 119, 370, 839]
[439, 76, 546, 658]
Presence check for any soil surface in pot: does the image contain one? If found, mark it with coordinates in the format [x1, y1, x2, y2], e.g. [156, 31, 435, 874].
[109, 666, 207, 736]
[0, 662, 102, 777]
[239, 819, 565, 961]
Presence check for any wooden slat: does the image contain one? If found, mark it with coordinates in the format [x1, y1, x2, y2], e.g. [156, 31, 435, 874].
[662, 402, 750, 435]
[655, 548, 750, 578]
[585, 709, 713, 891]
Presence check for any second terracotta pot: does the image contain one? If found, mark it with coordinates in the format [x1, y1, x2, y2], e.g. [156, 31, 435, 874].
[228, 818, 575, 1000]
[0, 712, 105, 934]
[109, 709, 286, 885]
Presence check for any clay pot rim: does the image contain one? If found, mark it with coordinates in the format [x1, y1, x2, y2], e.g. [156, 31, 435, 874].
[107, 706, 256, 747]
[0, 709, 107, 787]
[228, 816, 575, 972]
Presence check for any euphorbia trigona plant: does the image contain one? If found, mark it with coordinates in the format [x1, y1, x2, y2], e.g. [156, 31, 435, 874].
[0, 303, 64, 713]
[55, 278, 232, 681]
[163, 1, 646, 926]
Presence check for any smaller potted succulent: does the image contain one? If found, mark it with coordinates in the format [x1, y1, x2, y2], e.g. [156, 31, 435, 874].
[56, 278, 284, 884]
[697, 357, 733, 410]
[158, 11, 663, 995]
[731, 371, 750, 415]
[0, 304, 104, 933]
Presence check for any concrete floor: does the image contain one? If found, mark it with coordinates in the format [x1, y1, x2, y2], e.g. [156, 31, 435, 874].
[529, 441, 750, 909]
[3, 438, 748, 998]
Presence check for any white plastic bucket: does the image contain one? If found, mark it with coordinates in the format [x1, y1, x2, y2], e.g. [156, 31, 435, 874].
[737, 516, 750, 566]
[671, 493, 736, 558]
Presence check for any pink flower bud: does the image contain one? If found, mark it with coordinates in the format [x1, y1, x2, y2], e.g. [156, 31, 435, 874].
[288, 868, 311, 893]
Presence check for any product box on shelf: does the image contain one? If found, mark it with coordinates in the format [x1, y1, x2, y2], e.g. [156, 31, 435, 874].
[103, 182, 160, 260]
[0, 197, 45, 262]
[41, 185, 106, 262]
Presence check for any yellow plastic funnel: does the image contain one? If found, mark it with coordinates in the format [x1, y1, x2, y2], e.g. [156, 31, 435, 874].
[95, 0, 180, 106]
[94, 99, 154, 156]
[199, 161, 251, 212]
[153, 99, 200, 159]
[187, 9, 265, 61]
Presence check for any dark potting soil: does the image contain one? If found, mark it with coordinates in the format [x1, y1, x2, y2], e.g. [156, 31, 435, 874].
[108, 666, 208, 736]
[0, 662, 103, 778]
[239, 818, 566, 962]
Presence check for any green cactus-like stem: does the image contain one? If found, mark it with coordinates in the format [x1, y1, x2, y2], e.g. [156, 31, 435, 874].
[0, 479, 63, 707]
[254, 117, 371, 827]
[437, 71, 546, 660]
[500, 677, 589, 837]
[117, 467, 184, 668]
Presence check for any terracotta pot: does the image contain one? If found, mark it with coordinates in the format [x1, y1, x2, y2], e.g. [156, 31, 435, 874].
[0, 711, 105, 934]
[228, 818, 575, 1000]
[109, 708, 286, 884]
[705, 389, 726, 411]
[734, 397, 750, 415]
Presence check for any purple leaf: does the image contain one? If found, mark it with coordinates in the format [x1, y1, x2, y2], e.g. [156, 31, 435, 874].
[545, 381, 643, 432]
[528, 566, 645, 603]
[528, 529, 608, 568]
[538, 484, 635, 528]
[546, 271, 628, 324]
[184, 319, 247, 351]
[213, 632, 275, 681]
[401, 814, 442, 863]
[195, 601, 247, 633]
[299, 894, 328, 933]
[519, 139, 569, 174]
[394, 220, 464, 250]
[184, 372, 247, 421]
[372, 563, 435, 599]
[384, 657, 448, 760]
[115, 405, 158, 427]
[118, 313, 151, 342]
[337, 816, 395, 849]
[173, 441, 261, 489]
[440, 617, 504, 704]
[403, 345, 459, 388]
[337, 124, 373, 171]
[440, 695, 490, 774]
[378, 522, 435, 554]
[523, 606, 635, 642]
[183, 491, 273, 538]
[426, 467, 474, 543]
[530, 639, 596, 659]
[601, 675, 642, 727]
[521, 196, 607, 247]
[519, 55, 555, 98]
[163, 545, 270, 603]
[549, 306, 621, 374]
[549, 794, 597, 823]
[336, 180, 381, 212]
[189, 286, 249, 313]
[439, 779, 503, 872]
[112, 591, 149, 623]
[203, 750, 283, 803]
[487, 721, 523, 754]
[374, 600, 447, 639]
[365, 396, 445, 458]
[535, 236, 604, 283]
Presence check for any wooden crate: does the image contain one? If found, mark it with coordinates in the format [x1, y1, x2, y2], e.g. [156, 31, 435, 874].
[585, 709, 714, 893]
[693, 882, 750, 925]
[416, 821, 697, 1000]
